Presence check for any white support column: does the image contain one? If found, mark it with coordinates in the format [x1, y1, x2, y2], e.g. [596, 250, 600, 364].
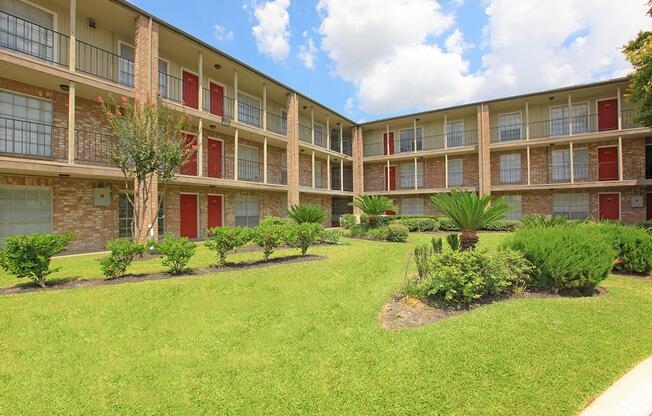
[413, 119, 417, 153]
[69, 0, 76, 72]
[198, 51, 203, 111]
[311, 150, 316, 188]
[443, 113, 448, 149]
[385, 124, 390, 155]
[233, 71, 239, 122]
[617, 87, 623, 130]
[525, 101, 530, 140]
[444, 154, 449, 188]
[234, 128, 239, 180]
[339, 123, 343, 153]
[311, 108, 315, 145]
[263, 136, 268, 184]
[327, 155, 331, 190]
[326, 116, 330, 150]
[618, 136, 624, 180]
[413, 157, 418, 190]
[569, 141, 575, 183]
[340, 159, 344, 191]
[386, 160, 390, 191]
[568, 94, 573, 136]
[262, 83, 267, 131]
[67, 81, 75, 164]
[526, 145, 531, 185]
[197, 118, 203, 176]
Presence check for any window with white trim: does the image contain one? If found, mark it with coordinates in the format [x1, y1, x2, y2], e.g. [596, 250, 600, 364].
[314, 123, 324, 146]
[238, 144, 260, 181]
[501, 195, 522, 220]
[0, 185, 51, 242]
[0, 0, 55, 61]
[314, 160, 323, 187]
[498, 112, 522, 141]
[399, 162, 424, 188]
[446, 120, 465, 147]
[400, 197, 424, 216]
[0, 90, 53, 157]
[158, 59, 169, 99]
[550, 103, 589, 136]
[448, 159, 464, 186]
[118, 43, 135, 87]
[500, 154, 521, 183]
[237, 93, 261, 127]
[552, 193, 589, 220]
[118, 192, 165, 239]
[398, 127, 423, 152]
[235, 196, 259, 227]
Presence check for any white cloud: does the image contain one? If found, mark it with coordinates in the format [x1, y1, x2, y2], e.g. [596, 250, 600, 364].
[298, 31, 318, 69]
[213, 24, 234, 42]
[252, 0, 291, 61]
[316, 0, 652, 116]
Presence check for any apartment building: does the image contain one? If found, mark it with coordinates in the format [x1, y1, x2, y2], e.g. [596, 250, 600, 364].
[0, 0, 651, 253]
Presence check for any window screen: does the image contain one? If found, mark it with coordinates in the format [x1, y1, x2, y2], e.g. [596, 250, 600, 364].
[446, 121, 465, 147]
[235, 196, 259, 227]
[0, 90, 53, 156]
[399, 162, 423, 188]
[118, 43, 135, 87]
[237, 93, 261, 127]
[0, 0, 55, 61]
[500, 153, 521, 183]
[498, 112, 522, 141]
[400, 198, 424, 216]
[0, 185, 51, 241]
[553, 193, 589, 220]
[238, 144, 260, 181]
[398, 127, 423, 152]
[448, 159, 464, 186]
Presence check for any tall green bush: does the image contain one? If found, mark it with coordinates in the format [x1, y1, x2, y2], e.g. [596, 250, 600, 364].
[100, 239, 145, 279]
[205, 226, 252, 266]
[155, 236, 196, 273]
[414, 244, 433, 279]
[386, 223, 409, 242]
[584, 223, 652, 274]
[287, 223, 323, 256]
[251, 219, 289, 261]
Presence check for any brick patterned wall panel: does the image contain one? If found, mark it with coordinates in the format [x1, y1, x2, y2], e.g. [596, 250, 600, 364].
[364, 162, 385, 192]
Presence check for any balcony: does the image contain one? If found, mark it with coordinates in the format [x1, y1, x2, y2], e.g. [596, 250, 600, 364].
[266, 111, 287, 136]
[0, 117, 68, 162]
[0, 11, 69, 67]
[76, 40, 134, 88]
[237, 158, 263, 182]
[364, 129, 478, 157]
[75, 129, 116, 166]
[497, 167, 527, 185]
[299, 123, 312, 143]
[237, 102, 263, 129]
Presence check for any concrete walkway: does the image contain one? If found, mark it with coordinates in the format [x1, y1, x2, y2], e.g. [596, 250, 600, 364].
[580, 356, 652, 416]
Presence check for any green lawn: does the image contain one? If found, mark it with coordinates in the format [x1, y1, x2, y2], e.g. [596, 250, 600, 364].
[1, 232, 651, 415]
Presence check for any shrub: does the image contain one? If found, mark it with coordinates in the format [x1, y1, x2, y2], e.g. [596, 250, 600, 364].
[351, 195, 397, 227]
[0, 233, 74, 288]
[387, 223, 409, 242]
[404, 249, 532, 307]
[288, 204, 326, 224]
[205, 226, 252, 266]
[447, 234, 461, 251]
[259, 215, 291, 226]
[503, 226, 614, 294]
[349, 224, 368, 238]
[414, 244, 433, 279]
[340, 214, 357, 229]
[155, 236, 196, 273]
[359, 214, 370, 227]
[484, 220, 520, 231]
[251, 221, 289, 261]
[288, 223, 324, 256]
[368, 227, 389, 241]
[320, 229, 343, 244]
[438, 217, 460, 231]
[395, 217, 439, 232]
[100, 239, 145, 279]
[586, 223, 652, 274]
[431, 237, 443, 253]
[520, 214, 568, 228]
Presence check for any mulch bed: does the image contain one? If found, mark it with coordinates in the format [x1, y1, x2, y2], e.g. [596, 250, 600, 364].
[0, 255, 326, 296]
[380, 287, 607, 331]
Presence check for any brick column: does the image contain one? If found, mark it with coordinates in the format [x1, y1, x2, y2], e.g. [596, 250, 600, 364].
[352, 125, 364, 215]
[286, 92, 300, 207]
[134, 15, 160, 242]
[477, 103, 491, 196]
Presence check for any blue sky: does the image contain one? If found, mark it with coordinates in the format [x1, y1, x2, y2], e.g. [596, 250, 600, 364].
[129, 0, 651, 122]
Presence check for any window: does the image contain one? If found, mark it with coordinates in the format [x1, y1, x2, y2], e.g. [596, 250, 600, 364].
[646, 143, 652, 179]
[0, 90, 53, 157]
[399, 162, 424, 188]
[314, 160, 323, 187]
[400, 198, 424, 216]
[398, 127, 423, 152]
[235, 196, 259, 227]
[118, 43, 135, 87]
[281, 109, 288, 136]
[158, 59, 168, 99]
[498, 112, 522, 142]
[237, 92, 261, 127]
[118, 193, 165, 239]
[502, 195, 522, 220]
[0, 185, 51, 242]
[550, 103, 589, 136]
[314, 123, 324, 146]
[238, 144, 260, 181]
[551, 148, 589, 181]
[447, 121, 465, 147]
[500, 154, 521, 183]
[281, 153, 288, 184]
[448, 159, 464, 186]
[553, 193, 589, 220]
[0, 0, 55, 62]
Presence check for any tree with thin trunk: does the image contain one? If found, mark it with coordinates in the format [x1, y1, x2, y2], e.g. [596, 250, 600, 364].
[623, 18, 652, 128]
[99, 96, 192, 243]
[431, 189, 509, 250]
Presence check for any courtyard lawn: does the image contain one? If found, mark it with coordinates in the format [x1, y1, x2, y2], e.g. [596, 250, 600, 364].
[1, 232, 651, 415]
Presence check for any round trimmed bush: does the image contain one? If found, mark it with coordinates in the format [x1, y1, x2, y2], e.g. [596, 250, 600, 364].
[386, 223, 409, 242]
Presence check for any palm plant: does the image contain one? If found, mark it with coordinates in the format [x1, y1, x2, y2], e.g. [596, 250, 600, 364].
[288, 203, 326, 224]
[351, 195, 397, 227]
[431, 189, 509, 250]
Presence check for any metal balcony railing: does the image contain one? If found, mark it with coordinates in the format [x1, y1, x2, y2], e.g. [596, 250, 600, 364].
[237, 158, 262, 182]
[299, 123, 312, 143]
[201, 89, 235, 119]
[76, 40, 134, 88]
[0, 117, 67, 161]
[158, 72, 182, 104]
[267, 163, 287, 185]
[497, 167, 526, 185]
[314, 129, 326, 148]
[237, 102, 262, 128]
[491, 123, 526, 143]
[75, 129, 115, 166]
[363, 142, 384, 156]
[266, 111, 287, 136]
[398, 174, 425, 189]
[621, 108, 642, 129]
[0, 11, 69, 66]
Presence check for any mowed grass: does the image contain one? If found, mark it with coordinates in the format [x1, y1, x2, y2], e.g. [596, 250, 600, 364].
[1, 232, 651, 415]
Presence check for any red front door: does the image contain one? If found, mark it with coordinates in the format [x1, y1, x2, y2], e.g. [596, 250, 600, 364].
[207, 195, 223, 229]
[599, 193, 620, 221]
[180, 134, 198, 176]
[598, 99, 618, 131]
[182, 71, 199, 109]
[647, 193, 652, 220]
[598, 146, 618, 181]
[383, 131, 395, 155]
[179, 194, 198, 238]
[384, 165, 396, 191]
[207, 139, 223, 178]
[209, 82, 224, 116]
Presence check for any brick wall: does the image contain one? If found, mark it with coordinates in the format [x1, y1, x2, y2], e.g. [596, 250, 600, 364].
[364, 162, 385, 192]
[299, 153, 312, 187]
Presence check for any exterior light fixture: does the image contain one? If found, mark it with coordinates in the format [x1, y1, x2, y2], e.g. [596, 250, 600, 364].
[214, 64, 221, 70]
[210, 124, 216, 129]
[59, 84, 69, 92]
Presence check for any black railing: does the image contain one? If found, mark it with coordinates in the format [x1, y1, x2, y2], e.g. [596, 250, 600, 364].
[76, 40, 134, 88]
[342, 140, 352, 156]
[75, 129, 115, 166]
[622, 109, 641, 129]
[423, 133, 445, 150]
[266, 111, 287, 136]
[0, 117, 66, 161]
[491, 123, 525, 143]
[237, 102, 262, 128]
[0, 11, 69, 66]
[158, 72, 182, 104]
[267, 163, 287, 184]
[449, 129, 478, 147]
[314, 129, 326, 148]
[299, 123, 312, 143]
[237, 158, 262, 182]
[363, 142, 384, 156]
[398, 174, 425, 189]
[530, 163, 592, 185]
[498, 167, 525, 184]
[397, 137, 423, 153]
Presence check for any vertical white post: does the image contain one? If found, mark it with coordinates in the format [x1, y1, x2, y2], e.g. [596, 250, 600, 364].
[386, 160, 390, 191]
[197, 119, 203, 176]
[444, 154, 449, 188]
[326, 116, 330, 150]
[262, 83, 267, 131]
[569, 141, 575, 183]
[69, 0, 76, 72]
[526, 145, 531, 185]
[198, 51, 203, 111]
[340, 159, 344, 191]
[443, 113, 448, 149]
[67, 81, 75, 164]
[311, 151, 316, 188]
[618, 136, 623, 180]
[233, 71, 239, 122]
[234, 128, 239, 180]
[311, 108, 315, 145]
[568, 94, 573, 136]
[327, 155, 331, 190]
[525, 101, 530, 140]
[413, 119, 417, 153]
[413, 157, 418, 190]
[385, 124, 390, 155]
[617, 87, 622, 130]
[263, 136, 268, 184]
[339, 123, 343, 154]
